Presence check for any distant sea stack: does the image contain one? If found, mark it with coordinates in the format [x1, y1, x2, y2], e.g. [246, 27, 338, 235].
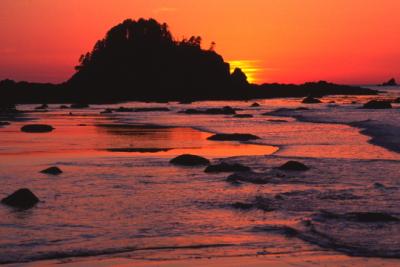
[0, 18, 379, 104]
[67, 18, 246, 102]
[379, 78, 397, 86]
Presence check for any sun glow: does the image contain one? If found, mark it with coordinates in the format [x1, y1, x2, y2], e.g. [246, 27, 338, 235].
[229, 60, 262, 84]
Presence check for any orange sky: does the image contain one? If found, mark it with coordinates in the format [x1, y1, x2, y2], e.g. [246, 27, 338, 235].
[0, 0, 399, 84]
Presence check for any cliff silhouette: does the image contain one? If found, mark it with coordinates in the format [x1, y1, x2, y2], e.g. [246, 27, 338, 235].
[0, 18, 378, 104]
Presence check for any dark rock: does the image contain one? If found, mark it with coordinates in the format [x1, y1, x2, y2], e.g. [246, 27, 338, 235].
[268, 119, 288, 123]
[233, 114, 253, 118]
[296, 107, 309, 110]
[205, 162, 251, 173]
[107, 148, 171, 153]
[170, 154, 210, 166]
[302, 96, 322, 104]
[183, 106, 236, 115]
[278, 161, 309, 171]
[231, 202, 253, 210]
[1, 188, 39, 209]
[207, 133, 260, 141]
[60, 105, 69, 109]
[0, 121, 10, 126]
[251, 102, 260, 107]
[392, 97, 400, 103]
[348, 212, 399, 222]
[379, 78, 397, 86]
[70, 103, 89, 109]
[21, 124, 54, 133]
[40, 166, 63, 175]
[362, 100, 392, 109]
[319, 211, 399, 222]
[134, 107, 170, 112]
[35, 104, 48, 110]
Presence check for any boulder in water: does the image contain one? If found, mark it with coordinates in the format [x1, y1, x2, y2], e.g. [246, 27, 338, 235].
[302, 96, 322, 104]
[362, 100, 392, 109]
[40, 166, 63, 175]
[170, 154, 210, 166]
[233, 114, 253, 118]
[1, 188, 39, 209]
[182, 106, 236, 115]
[278, 161, 310, 171]
[21, 124, 54, 133]
[207, 133, 260, 141]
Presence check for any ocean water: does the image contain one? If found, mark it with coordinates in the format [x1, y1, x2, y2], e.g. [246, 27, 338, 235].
[0, 86, 399, 264]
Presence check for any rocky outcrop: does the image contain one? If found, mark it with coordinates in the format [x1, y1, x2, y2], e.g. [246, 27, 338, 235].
[207, 133, 260, 141]
[21, 124, 54, 133]
[170, 154, 210, 166]
[1, 189, 39, 209]
[362, 100, 392, 109]
[278, 161, 310, 171]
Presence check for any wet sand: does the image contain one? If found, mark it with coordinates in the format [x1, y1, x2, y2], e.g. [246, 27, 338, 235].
[1, 94, 399, 266]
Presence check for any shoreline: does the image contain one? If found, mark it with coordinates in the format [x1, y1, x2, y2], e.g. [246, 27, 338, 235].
[5, 251, 400, 267]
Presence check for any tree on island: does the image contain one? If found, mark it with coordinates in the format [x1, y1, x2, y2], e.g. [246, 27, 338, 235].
[68, 18, 248, 102]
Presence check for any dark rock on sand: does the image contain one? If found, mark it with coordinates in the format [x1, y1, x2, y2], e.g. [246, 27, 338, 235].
[170, 154, 210, 166]
[362, 100, 392, 109]
[379, 78, 397, 86]
[107, 148, 171, 153]
[233, 114, 253, 118]
[205, 162, 251, 173]
[182, 106, 236, 115]
[302, 96, 322, 104]
[1, 188, 39, 209]
[134, 107, 170, 112]
[251, 102, 260, 107]
[268, 119, 288, 123]
[40, 166, 63, 175]
[21, 124, 54, 133]
[70, 103, 89, 109]
[278, 161, 310, 171]
[319, 211, 399, 223]
[207, 133, 260, 141]
[348, 212, 399, 222]
[0, 121, 10, 126]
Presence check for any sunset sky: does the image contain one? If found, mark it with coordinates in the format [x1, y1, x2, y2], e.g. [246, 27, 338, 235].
[0, 0, 399, 84]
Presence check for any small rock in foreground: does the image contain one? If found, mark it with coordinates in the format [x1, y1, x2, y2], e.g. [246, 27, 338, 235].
[1, 188, 39, 209]
[40, 166, 63, 175]
[278, 161, 310, 171]
[170, 154, 210, 166]
[21, 124, 54, 133]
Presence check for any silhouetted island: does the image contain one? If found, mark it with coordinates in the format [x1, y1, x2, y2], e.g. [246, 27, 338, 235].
[0, 18, 378, 104]
[378, 78, 397, 86]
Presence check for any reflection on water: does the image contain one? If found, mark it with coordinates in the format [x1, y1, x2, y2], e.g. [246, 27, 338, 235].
[0, 95, 399, 264]
[96, 124, 278, 157]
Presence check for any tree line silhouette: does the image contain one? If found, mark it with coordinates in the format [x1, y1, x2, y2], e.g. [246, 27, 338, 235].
[0, 18, 377, 104]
